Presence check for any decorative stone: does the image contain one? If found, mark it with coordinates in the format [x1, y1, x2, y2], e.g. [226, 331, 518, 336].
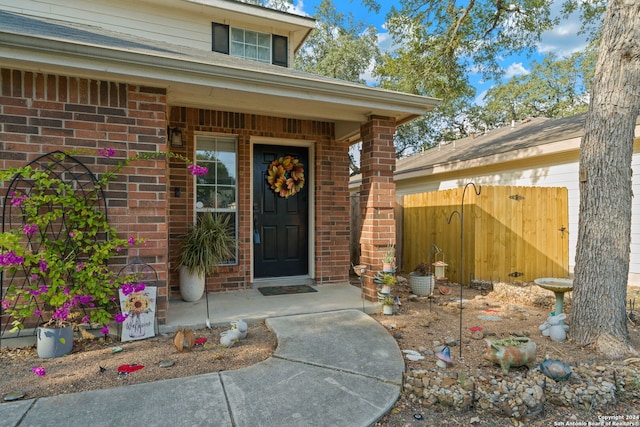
[471, 330, 485, 340]
[158, 360, 175, 368]
[402, 349, 424, 361]
[3, 391, 25, 401]
[477, 315, 502, 322]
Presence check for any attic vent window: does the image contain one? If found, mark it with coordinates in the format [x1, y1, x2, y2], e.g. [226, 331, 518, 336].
[212, 22, 288, 67]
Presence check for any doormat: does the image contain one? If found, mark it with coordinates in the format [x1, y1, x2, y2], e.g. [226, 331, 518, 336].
[257, 285, 318, 296]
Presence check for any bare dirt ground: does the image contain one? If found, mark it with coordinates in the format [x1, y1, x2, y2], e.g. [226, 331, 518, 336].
[1, 280, 639, 427]
[0, 322, 276, 401]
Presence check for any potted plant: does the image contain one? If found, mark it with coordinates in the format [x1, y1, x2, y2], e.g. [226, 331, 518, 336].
[408, 262, 434, 296]
[378, 294, 395, 315]
[382, 244, 395, 272]
[0, 149, 206, 357]
[373, 272, 396, 294]
[177, 212, 236, 302]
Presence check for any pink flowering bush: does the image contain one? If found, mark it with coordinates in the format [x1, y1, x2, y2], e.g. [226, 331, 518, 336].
[0, 150, 206, 333]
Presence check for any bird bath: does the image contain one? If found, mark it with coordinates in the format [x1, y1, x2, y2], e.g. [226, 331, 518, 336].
[534, 278, 573, 318]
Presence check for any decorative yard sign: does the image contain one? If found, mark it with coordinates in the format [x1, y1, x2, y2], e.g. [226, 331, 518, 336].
[119, 286, 156, 341]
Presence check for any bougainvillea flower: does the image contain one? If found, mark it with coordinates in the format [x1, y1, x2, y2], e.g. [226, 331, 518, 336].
[32, 366, 46, 377]
[98, 148, 116, 158]
[121, 283, 146, 296]
[100, 325, 109, 335]
[469, 326, 484, 332]
[187, 164, 208, 176]
[75, 295, 94, 305]
[10, 192, 26, 207]
[0, 251, 25, 267]
[23, 224, 37, 236]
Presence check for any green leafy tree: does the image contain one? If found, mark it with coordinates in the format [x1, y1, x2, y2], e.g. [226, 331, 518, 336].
[365, 0, 603, 154]
[294, 0, 380, 174]
[482, 49, 597, 125]
[294, 0, 380, 85]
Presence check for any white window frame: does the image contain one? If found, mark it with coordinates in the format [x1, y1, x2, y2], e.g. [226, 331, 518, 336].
[230, 28, 271, 64]
[194, 133, 239, 265]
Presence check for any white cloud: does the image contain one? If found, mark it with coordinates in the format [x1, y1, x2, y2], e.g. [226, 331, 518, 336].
[285, 0, 310, 16]
[537, 1, 590, 57]
[473, 89, 489, 106]
[503, 62, 529, 79]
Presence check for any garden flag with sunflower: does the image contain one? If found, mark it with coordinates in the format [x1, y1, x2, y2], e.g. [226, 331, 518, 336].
[119, 285, 156, 342]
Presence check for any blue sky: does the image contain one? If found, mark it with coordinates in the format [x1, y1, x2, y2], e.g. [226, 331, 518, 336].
[287, 0, 590, 104]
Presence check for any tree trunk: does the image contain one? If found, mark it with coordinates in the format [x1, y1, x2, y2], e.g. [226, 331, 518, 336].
[572, 0, 640, 358]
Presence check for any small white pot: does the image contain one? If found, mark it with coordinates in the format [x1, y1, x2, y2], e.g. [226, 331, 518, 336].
[382, 304, 394, 315]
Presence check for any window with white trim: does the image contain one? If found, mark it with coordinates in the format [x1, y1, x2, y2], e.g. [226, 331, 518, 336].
[212, 22, 288, 67]
[195, 135, 238, 264]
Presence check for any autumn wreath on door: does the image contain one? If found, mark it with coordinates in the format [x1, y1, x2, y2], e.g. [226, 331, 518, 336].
[266, 155, 305, 198]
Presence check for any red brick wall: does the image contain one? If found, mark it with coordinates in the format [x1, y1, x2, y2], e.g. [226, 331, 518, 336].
[359, 115, 397, 300]
[0, 68, 171, 323]
[0, 67, 354, 324]
[167, 107, 350, 296]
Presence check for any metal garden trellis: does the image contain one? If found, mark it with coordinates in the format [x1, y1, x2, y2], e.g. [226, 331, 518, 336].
[0, 151, 108, 346]
[447, 182, 482, 359]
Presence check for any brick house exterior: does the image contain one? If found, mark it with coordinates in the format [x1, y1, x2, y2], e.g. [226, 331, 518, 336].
[0, 1, 438, 325]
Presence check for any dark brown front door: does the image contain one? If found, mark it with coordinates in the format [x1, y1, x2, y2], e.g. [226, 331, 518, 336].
[253, 144, 309, 278]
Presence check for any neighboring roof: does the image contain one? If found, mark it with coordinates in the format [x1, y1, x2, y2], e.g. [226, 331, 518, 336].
[350, 114, 587, 187]
[396, 114, 586, 177]
[0, 10, 440, 142]
[350, 113, 640, 188]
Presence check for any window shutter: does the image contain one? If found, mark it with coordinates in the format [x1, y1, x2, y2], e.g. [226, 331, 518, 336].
[212, 22, 229, 54]
[272, 35, 288, 67]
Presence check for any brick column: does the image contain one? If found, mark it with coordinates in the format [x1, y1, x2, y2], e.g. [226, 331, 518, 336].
[359, 116, 396, 301]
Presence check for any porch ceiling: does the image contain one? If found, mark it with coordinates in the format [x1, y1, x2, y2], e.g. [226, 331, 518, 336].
[0, 10, 441, 142]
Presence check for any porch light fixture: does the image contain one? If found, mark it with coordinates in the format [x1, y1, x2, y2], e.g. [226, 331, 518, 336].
[170, 128, 183, 147]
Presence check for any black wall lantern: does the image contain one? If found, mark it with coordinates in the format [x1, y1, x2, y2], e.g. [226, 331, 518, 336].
[170, 127, 183, 147]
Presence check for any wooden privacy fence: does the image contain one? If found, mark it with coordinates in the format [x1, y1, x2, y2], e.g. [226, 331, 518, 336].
[403, 186, 569, 285]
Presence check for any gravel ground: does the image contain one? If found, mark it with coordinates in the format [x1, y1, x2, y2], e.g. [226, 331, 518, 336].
[1, 281, 639, 427]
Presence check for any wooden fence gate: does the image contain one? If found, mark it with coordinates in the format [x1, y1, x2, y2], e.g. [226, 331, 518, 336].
[403, 186, 569, 285]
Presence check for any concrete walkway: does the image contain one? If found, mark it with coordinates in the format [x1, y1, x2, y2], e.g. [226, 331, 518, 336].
[0, 310, 404, 427]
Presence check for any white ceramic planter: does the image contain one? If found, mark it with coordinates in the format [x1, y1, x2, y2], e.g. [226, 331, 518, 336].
[179, 266, 205, 302]
[409, 273, 434, 296]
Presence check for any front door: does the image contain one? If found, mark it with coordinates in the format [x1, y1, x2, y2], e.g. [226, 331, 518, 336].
[253, 144, 309, 278]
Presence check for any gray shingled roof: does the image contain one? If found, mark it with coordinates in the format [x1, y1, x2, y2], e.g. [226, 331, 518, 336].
[396, 114, 587, 175]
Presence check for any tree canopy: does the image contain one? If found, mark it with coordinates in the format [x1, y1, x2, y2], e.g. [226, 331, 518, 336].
[364, 0, 604, 152]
